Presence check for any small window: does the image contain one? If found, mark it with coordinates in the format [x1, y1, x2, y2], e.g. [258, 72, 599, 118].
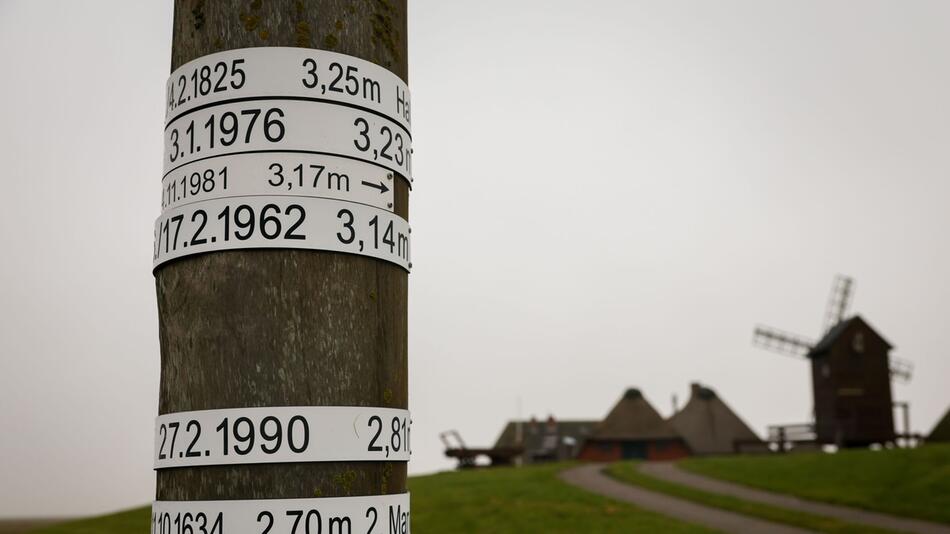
[852, 332, 865, 354]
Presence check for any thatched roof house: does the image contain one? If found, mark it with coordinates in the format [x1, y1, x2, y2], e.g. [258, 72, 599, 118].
[578, 388, 689, 461]
[668, 383, 762, 455]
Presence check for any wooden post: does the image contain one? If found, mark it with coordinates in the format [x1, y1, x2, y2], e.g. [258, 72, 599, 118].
[156, 0, 409, 502]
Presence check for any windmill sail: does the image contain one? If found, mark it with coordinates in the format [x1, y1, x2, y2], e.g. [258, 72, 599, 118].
[889, 356, 913, 383]
[753, 325, 814, 357]
[822, 275, 854, 334]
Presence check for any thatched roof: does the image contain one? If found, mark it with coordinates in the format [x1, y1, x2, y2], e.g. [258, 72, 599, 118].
[668, 383, 761, 455]
[590, 388, 680, 441]
[928, 407, 950, 442]
[494, 418, 598, 451]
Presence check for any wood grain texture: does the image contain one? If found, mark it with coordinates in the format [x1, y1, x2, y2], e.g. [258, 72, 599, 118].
[156, 0, 408, 501]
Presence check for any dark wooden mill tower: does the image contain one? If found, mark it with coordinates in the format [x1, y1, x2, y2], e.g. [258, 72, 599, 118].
[752, 275, 912, 447]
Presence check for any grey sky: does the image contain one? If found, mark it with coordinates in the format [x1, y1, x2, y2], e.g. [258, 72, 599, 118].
[1, 0, 948, 518]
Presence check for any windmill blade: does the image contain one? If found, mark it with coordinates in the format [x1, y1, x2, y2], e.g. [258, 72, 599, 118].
[753, 325, 815, 357]
[889, 356, 913, 383]
[823, 275, 855, 334]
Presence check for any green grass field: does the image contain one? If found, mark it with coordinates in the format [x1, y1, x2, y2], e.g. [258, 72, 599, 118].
[680, 444, 950, 525]
[29, 508, 148, 534]
[606, 462, 893, 534]
[31, 463, 713, 534]
[32, 446, 950, 533]
[409, 463, 713, 533]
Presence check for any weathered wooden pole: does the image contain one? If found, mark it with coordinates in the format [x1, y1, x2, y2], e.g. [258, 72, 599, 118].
[156, 0, 408, 508]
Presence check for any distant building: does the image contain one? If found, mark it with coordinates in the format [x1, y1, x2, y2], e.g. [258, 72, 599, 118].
[494, 416, 597, 464]
[928, 407, 950, 442]
[808, 316, 896, 446]
[578, 388, 689, 461]
[668, 382, 763, 455]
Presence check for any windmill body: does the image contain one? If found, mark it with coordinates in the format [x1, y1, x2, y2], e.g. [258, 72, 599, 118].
[753, 275, 909, 447]
[807, 316, 896, 446]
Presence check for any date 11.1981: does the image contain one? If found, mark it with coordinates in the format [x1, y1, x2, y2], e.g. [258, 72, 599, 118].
[161, 154, 395, 213]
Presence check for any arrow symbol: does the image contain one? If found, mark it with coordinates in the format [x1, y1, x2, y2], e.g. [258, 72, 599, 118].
[361, 180, 390, 194]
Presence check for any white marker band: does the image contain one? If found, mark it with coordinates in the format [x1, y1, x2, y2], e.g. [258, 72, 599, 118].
[161, 153, 395, 213]
[165, 47, 411, 132]
[151, 493, 410, 534]
[152, 195, 411, 272]
[163, 100, 412, 182]
[154, 407, 411, 469]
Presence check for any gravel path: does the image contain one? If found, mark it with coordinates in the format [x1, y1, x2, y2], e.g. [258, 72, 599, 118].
[560, 463, 814, 534]
[639, 462, 950, 534]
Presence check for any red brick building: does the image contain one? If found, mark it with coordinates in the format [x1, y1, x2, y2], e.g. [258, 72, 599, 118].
[578, 388, 689, 461]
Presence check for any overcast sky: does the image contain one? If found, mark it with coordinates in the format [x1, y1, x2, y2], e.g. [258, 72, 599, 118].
[1, 0, 949, 518]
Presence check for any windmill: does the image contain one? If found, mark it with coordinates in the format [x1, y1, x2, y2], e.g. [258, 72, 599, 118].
[752, 275, 911, 447]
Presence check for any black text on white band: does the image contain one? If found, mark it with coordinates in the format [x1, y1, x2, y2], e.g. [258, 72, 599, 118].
[161, 153, 396, 214]
[165, 47, 411, 132]
[152, 492, 410, 534]
[152, 196, 411, 272]
[164, 99, 412, 182]
[154, 407, 411, 469]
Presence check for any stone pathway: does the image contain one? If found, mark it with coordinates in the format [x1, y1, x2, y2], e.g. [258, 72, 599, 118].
[560, 463, 814, 534]
[638, 462, 950, 534]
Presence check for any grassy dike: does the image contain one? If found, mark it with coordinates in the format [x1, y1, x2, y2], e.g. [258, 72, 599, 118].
[679, 444, 950, 525]
[30, 508, 148, 534]
[408, 463, 714, 533]
[605, 462, 894, 534]
[33, 463, 715, 533]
